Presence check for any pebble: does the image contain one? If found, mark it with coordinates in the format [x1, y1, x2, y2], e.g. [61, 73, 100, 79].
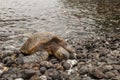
[76, 53, 86, 59]
[90, 69, 105, 79]
[15, 78, 24, 80]
[40, 61, 53, 69]
[40, 67, 47, 74]
[54, 63, 64, 70]
[66, 59, 77, 67]
[78, 65, 88, 75]
[22, 69, 36, 79]
[101, 65, 113, 72]
[59, 71, 69, 80]
[39, 75, 47, 80]
[112, 65, 120, 70]
[0, 63, 9, 75]
[105, 71, 116, 79]
[45, 69, 60, 79]
[62, 62, 71, 70]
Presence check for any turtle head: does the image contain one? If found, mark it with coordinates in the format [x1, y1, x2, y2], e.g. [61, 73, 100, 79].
[54, 47, 70, 60]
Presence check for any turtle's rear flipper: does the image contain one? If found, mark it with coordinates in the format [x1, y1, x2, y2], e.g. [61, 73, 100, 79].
[22, 51, 49, 63]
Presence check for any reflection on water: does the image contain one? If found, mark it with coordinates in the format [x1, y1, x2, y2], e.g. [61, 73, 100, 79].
[0, 0, 120, 48]
[95, 0, 120, 36]
[61, 0, 120, 36]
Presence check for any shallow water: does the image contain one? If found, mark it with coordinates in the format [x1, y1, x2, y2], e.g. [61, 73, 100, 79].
[0, 0, 120, 49]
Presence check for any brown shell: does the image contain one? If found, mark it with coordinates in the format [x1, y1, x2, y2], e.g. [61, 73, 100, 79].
[20, 32, 67, 55]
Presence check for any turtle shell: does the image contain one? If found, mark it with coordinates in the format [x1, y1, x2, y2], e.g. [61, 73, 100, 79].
[20, 32, 67, 55]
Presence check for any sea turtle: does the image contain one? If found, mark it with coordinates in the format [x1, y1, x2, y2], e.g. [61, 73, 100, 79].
[20, 32, 76, 62]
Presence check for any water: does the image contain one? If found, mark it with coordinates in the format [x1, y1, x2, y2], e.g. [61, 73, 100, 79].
[0, 0, 120, 49]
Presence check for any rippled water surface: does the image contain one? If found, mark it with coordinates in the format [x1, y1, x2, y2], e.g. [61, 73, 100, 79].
[0, 0, 120, 49]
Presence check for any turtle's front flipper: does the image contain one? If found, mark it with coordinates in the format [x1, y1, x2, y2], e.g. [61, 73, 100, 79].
[54, 47, 70, 60]
[22, 51, 49, 63]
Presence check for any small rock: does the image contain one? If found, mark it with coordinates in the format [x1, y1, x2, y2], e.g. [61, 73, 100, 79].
[0, 63, 9, 75]
[32, 63, 40, 70]
[62, 62, 71, 70]
[68, 71, 80, 80]
[30, 74, 39, 80]
[76, 53, 86, 59]
[22, 69, 36, 79]
[50, 58, 59, 64]
[112, 76, 120, 80]
[112, 65, 120, 70]
[3, 46, 16, 51]
[47, 76, 52, 80]
[102, 65, 113, 72]
[39, 75, 47, 80]
[81, 76, 94, 80]
[66, 60, 77, 67]
[111, 70, 120, 76]
[22, 63, 30, 69]
[87, 53, 99, 60]
[15, 78, 24, 80]
[45, 69, 60, 79]
[40, 67, 47, 74]
[0, 51, 3, 59]
[90, 69, 105, 79]
[54, 63, 64, 70]
[105, 71, 116, 79]
[59, 71, 69, 80]
[78, 65, 88, 75]
[77, 62, 85, 69]
[40, 61, 53, 69]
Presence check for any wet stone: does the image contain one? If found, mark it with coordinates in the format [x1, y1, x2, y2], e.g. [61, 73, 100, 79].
[112, 76, 120, 80]
[45, 69, 60, 79]
[22, 69, 36, 79]
[78, 65, 88, 75]
[66, 60, 78, 67]
[111, 70, 120, 76]
[2, 57, 15, 67]
[10, 73, 17, 78]
[105, 71, 116, 79]
[15, 78, 24, 80]
[81, 76, 94, 80]
[2, 50, 14, 58]
[32, 63, 40, 70]
[102, 65, 113, 72]
[40, 67, 47, 74]
[50, 58, 59, 64]
[76, 53, 87, 59]
[29, 74, 39, 80]
[62, 62, 71, 70]
[15, 54, 24, 64]
[68, 71, 80, 80]
[47, 76, 52, 80]
[54, 63, 64, 70]
[59, 71, 69, 80]
[89, 69, 105, 79]
[22, 63, 31, 69]
[112, 65, 120, 70]
[39, 75, 47, 80]
[87, 53, 100, 60]
[77, 62, 85, 69]
[40, 61, 54, 69]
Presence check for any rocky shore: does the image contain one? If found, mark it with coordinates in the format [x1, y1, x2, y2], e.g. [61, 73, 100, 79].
[0, 33, 120, 80]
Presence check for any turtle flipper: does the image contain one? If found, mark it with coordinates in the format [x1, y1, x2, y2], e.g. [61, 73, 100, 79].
[22, 51, 49, 63]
